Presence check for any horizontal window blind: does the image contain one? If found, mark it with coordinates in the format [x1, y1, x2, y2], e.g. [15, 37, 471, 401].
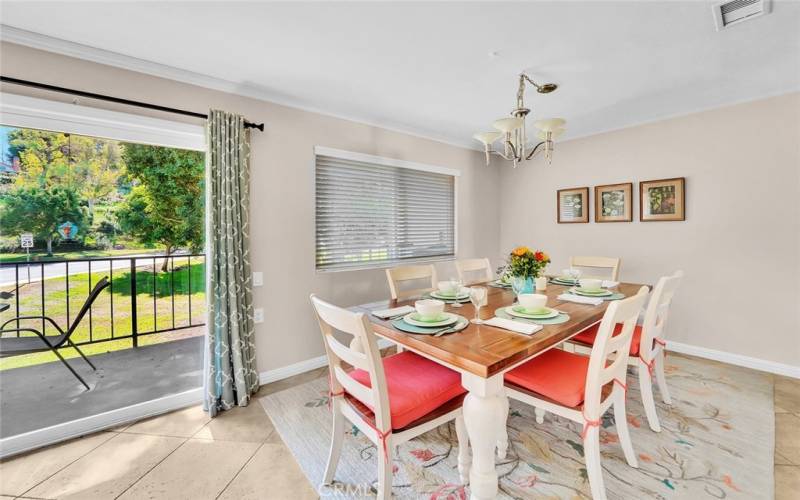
[315, 154, 455, 271]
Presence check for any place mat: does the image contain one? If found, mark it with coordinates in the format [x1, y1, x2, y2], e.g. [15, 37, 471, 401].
[494, 306, 570, 325]
[568, 289, 625, 301]
[391, 315, 469, 335]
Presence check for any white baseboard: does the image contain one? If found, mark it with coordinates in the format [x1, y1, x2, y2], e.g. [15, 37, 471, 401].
[667, 341, 800, 379]
[0, 388, 203, 459]
[257, 339, 395, 385]
[258, 354, 328, 385]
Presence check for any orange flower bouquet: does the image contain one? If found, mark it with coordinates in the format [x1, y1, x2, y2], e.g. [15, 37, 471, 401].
[504, 246, 550, 279]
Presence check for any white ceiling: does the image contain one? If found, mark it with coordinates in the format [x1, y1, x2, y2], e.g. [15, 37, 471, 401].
[1, 1, 799, 148]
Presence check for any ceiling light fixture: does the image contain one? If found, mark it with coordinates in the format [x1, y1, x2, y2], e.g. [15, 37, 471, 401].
[473, 73, 565, 167]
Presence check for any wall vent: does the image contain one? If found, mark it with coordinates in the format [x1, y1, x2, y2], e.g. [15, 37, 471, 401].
[712, 0, 771, 30]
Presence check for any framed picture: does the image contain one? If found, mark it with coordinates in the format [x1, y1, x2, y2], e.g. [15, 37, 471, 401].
[557, 187, 589, 223]
[595, 182, 633, 222]
[640, 177, 685, 221]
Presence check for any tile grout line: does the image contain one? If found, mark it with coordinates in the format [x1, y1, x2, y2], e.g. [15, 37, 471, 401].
[112, 437, 190, 500]
[213, 439, 268, 500]
[16, 431, 118, 498]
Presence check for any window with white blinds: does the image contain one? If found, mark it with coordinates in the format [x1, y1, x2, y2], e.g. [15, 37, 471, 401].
[315, 151, 456, 272]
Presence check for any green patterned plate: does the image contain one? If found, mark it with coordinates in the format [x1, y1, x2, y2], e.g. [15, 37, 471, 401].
[494, 307, 570, 325]
[403, 312, 458, 327]
[392, 316, 469, 335]
[507, 306, 559, 320]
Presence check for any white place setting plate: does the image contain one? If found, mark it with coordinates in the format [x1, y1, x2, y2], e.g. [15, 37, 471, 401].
[570, 287, 613, 297]
[504, 306, 560, 320]
[429, 290, 470, 301]
[403, 312, 459, 328]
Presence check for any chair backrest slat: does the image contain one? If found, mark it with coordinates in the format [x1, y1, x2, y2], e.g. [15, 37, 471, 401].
[570, 256, 621, 281]
[385, 265, 437, 300]
[310, 294, 391, 431]
[326, 334, 370, 371]
[639, 270, 683, 362]
[455, 258, 493, 285]
[583, 286, 649, 413]
[333, 364, 375, 406]
[67, 277, 110, 337]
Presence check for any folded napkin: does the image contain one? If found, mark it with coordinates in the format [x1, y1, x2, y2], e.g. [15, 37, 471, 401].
[372, 305, 415, 319]
[484, 317, 543, 335]
[557, 293, 603, 306]
[602, 280, 619, 288]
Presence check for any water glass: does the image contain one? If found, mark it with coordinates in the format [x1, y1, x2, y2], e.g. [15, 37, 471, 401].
[567, 268, 582, 283]
[451, 278, 464, 308]
[511, 276, 527, 302]
[469, 286, 487, 324]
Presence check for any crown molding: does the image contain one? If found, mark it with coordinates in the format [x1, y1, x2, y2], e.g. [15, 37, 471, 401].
[0, 24, 481, 152]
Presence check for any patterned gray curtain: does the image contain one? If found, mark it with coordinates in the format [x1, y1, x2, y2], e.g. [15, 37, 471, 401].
[203, 110, 259, 417]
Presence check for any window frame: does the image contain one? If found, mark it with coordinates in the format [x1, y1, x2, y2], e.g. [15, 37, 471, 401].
[313, 146, 460, 273]
[0, 93, 205, 152]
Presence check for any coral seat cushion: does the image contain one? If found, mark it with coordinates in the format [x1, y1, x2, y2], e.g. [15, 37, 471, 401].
[572, 323, 643, 357]
[504, 349, 590, 407]
[348, 351, 466, 429]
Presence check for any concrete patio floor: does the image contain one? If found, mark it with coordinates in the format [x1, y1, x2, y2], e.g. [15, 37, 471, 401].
[0, 331, 204, 438]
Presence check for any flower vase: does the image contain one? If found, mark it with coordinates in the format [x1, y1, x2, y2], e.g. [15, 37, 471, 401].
[518, 276, 535, 294]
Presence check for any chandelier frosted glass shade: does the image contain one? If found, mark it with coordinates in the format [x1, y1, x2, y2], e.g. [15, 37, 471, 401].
[537, 128, 565, 140]
[533, 117, 566, 132]
[472, 131, 503, 145]
[492, 117, 524, 133]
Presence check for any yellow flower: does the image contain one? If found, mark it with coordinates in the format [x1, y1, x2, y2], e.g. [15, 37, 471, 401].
[541, 252, 550, 262]
[512, 246, 529, 257]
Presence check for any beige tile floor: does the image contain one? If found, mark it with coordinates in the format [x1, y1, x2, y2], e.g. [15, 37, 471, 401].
[0, 361, 797, 499]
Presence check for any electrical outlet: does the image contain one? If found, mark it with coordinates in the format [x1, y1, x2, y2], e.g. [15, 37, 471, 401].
[253, 308, 264, 323]
[252, 271, 264, 287]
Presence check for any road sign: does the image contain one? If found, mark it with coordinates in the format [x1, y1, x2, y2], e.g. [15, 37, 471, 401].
[20, 233, 34, 248]
[58, 221, 78, 240]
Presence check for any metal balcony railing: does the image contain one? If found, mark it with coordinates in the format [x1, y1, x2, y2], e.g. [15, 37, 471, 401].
[0, 254, 206, 347]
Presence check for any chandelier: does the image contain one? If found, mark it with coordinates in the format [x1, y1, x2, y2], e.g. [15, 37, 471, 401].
[473, 73, 566, 167]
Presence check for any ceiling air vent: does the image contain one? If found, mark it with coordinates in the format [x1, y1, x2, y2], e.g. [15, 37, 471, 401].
[712, 0, 771, 31]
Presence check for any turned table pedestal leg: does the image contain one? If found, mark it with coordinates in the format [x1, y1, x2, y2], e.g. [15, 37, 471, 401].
[462, 373, 506, 500]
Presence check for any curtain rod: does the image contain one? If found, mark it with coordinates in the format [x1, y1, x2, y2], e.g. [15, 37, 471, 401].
[0, 76, 265, 131]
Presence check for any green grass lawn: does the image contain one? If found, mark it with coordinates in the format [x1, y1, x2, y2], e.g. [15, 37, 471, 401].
[0, 258, 206, 370]
[0, 247, 158, 264]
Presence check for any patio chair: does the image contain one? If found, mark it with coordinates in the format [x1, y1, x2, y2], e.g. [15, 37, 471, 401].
[0, 276, 110, 390]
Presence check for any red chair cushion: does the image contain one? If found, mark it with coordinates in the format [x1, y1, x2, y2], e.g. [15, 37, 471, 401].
[504, 349, 590, 407]
[572, 322, 643, 357]
[348, 351, 466, 430]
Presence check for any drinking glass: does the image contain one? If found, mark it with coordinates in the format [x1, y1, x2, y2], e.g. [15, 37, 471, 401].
[469, 286, 487, 324]
[567, 268, 581, 284]
[451, 278, 464, 308]
[511, 276, 527, 302]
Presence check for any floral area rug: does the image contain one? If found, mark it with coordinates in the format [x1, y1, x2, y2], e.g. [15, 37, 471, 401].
[259, 354, 773, 499]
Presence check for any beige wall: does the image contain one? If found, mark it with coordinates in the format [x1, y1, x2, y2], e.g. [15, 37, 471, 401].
[0, 42, 501, 373]
[499, 93, 800, 367]
[3, 41, 798, 372]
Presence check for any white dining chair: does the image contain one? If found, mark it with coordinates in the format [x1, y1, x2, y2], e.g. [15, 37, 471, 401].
[385, 264, 438, 301]
[502, 286, 649, 500]
[571, 270, 683, 432]
[454, 258, 494, 285]
[310, 294, 470, 499]
[569, 256, 621, 281]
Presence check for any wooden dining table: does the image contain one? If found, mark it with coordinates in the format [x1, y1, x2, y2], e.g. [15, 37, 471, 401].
[353, 280, 646, 500]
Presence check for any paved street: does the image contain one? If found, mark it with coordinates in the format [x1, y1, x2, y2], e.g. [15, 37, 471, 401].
[0, 253, 196, 288]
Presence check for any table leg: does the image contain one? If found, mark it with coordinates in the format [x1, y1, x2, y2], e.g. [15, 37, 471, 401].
[462, 373, 505, 500]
